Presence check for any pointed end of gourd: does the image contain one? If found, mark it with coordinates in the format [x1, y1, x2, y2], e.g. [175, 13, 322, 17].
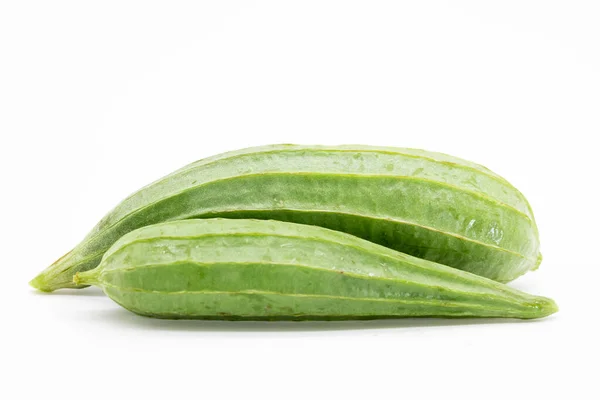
[30, 265, 92, 292]
[29, 274, 54, 292]
[29, 250, 86, 292]
[525, 296, 558, 319]
[29, 271, 88, 292]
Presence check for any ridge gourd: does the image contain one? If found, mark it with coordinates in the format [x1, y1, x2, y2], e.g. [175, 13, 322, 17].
[31, 144, 541, 291]
[74, 219, 556, 320]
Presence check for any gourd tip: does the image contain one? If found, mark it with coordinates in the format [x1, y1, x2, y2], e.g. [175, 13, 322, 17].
[532, 296, 558, 318]
[29, 272, 60, 292]
[29, 275, 49, 291]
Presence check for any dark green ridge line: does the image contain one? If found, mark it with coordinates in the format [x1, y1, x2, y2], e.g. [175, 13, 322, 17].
[99, 283, 530, 313]
[102, 233, 529, 297]
[112, 313, 530, 321]
[188, 209, 535, 259]
[99, 260, 535, 305]
[143, 171, 533, 224]
[105, 284, 546, 318]
[179, 146, 514, 187]
[107, 288, 535, 321]
[84, 171, 534, 250]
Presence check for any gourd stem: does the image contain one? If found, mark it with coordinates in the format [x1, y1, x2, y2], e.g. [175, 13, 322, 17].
[73, 270, 100, 286]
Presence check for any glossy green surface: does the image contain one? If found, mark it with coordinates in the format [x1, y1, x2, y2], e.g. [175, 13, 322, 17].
[76, 219, 556, 320]
[31, 145, 541, 291]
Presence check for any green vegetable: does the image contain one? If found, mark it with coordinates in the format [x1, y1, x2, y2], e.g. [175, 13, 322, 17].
[32, 144, 540, 291]
[75, 219, 556, 320]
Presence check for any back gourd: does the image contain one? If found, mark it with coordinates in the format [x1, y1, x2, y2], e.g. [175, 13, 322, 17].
[31, 144, 541, 291]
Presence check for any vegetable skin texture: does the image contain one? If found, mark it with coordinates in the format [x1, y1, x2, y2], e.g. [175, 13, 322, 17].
[32, 144, 540, 291]
[75, 219, 556, 320]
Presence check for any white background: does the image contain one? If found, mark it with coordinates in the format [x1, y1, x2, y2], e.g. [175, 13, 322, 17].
[1, 1, 599, 399]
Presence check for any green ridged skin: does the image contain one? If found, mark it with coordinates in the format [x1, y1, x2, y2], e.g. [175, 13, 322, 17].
[31, 144, 541, 291]
[75, 219, 556, 320]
